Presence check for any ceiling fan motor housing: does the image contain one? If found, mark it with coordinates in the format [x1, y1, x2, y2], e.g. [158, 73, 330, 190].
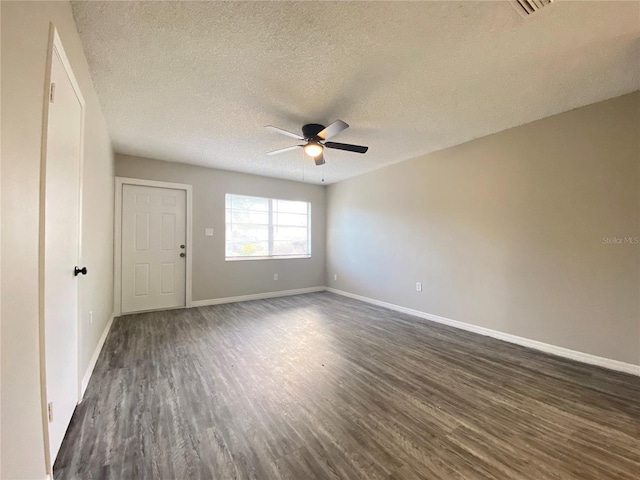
[302, 123, 325, 140]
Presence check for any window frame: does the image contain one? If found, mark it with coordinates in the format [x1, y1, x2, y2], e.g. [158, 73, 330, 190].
[225, 193, 312, 261]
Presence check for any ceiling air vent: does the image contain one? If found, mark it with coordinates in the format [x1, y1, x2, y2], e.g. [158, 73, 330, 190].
[513, 0, 554, 17]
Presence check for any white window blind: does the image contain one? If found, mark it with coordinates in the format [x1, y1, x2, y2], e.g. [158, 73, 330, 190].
[225, 194, 311, 259]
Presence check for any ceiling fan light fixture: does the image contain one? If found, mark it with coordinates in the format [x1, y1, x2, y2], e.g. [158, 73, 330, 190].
[304, 142, 323, 158]
[265, 121, 368, 166]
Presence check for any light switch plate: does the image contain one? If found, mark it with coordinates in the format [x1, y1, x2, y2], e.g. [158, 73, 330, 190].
[205, 228, 214, 236]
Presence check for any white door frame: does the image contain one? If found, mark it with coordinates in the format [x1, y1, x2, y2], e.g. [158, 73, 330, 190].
[114, 177, 193, 316]
[38, 25, 85, 475]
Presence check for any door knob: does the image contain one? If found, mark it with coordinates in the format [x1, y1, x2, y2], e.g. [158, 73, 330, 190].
[74, 266, 87, 276]
[180, 244, 185, 249]
[180, 253, 185, 258]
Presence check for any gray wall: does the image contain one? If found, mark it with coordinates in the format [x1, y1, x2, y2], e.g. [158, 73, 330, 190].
[327, 92, 640, 365]
[1, 1, 115, 478]
[116, 155, 326, 301]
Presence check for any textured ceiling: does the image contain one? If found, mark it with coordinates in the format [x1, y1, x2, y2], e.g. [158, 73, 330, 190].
[71, 1, 640, 185]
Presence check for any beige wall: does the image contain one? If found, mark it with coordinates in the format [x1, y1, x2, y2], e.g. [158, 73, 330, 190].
[1, 2, 115, 478]
[116, 155, 326, 302]
[327, 92, 640, 366]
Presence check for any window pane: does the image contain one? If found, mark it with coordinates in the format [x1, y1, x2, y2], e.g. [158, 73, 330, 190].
[230, 194, 269, 211]
[273, 199, 308, 214]
[228, 224, 269, 241]
[226, 241, 269, 257]
[272, 241, 309, 256]
[230, 210, 268, 225]
[273, 212, 307, 227]
[273, 226, 308, 242]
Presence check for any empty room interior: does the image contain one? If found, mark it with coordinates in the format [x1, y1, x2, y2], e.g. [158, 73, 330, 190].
[1, 1, 639, 479]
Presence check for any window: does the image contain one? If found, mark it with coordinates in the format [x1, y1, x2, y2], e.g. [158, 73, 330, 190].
[225, 194, 311, 259]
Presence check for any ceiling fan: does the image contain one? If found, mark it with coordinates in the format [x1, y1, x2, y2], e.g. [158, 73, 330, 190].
[265, 120, 368, 166]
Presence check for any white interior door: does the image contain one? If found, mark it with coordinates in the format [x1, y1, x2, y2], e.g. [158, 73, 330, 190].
[121, 184, 187, 313]
[43, 44, 83, 463]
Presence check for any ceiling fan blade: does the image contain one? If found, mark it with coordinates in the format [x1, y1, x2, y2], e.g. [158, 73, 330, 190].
[265, 125, 304, 140]
[314, 152, 325, 166]
[324, 141, 368, 154]
[267, 145, 303, 155]
[317, 120, 349, 140]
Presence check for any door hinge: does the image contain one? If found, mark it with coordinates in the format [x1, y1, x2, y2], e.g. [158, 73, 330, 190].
[49, 83, 56, 103]
[47, 402, 54, 422]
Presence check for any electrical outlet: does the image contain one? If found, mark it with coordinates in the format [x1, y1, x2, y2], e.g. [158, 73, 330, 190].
[273, 274, 278, 281]
[333, 274, 338, 281]
[416, 282, 422, 292]
[89, 310, 93, 324]
[205, 228, 214, 236]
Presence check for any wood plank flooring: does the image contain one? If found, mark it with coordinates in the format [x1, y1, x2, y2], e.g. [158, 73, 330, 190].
[54, 292, 640, 479]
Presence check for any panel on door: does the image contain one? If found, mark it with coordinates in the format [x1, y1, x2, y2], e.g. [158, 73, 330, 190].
[121, 184, 187, 313]
[44, 48, 82, 463]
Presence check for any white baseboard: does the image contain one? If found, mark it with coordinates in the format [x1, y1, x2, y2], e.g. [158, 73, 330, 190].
[81, 313, 115, 398]
[191, 286, 326, 307]
[326, 288, 640, 376]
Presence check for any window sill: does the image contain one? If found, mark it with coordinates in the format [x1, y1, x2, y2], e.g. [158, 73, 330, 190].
[225, 255, 311, 262]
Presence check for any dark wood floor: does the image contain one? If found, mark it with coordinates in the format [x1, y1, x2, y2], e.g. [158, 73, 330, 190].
[55, 292, 640, 479]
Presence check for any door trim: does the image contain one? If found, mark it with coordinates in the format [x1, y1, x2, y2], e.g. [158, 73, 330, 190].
[38, 25, 86, 475]
[114, 177, 193, 316]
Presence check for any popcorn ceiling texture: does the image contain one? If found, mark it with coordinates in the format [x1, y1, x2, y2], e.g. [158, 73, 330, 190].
[71, 1, 639, 185]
